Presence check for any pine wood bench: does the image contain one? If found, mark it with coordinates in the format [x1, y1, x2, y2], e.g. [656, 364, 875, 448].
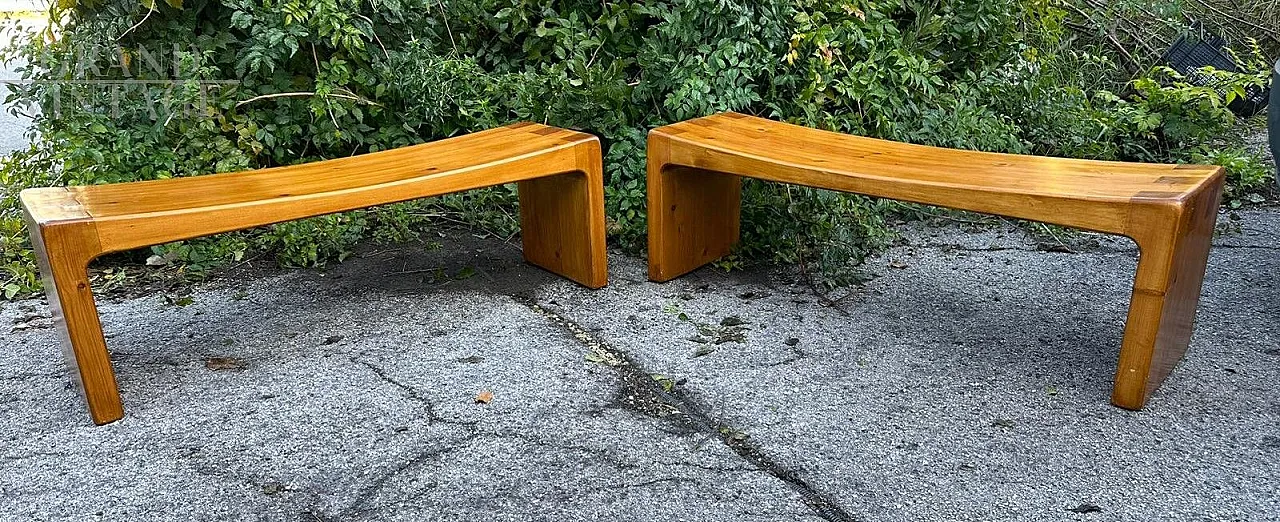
[647, 112, 1224, 410]
[22, 122, 608, 425]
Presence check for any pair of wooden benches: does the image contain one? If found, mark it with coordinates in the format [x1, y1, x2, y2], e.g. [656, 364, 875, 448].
[21, 113, 1223, 424]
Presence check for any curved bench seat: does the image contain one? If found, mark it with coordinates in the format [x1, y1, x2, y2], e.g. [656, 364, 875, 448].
[22, 122, 608, 424]
[647, 112, 1224, 410]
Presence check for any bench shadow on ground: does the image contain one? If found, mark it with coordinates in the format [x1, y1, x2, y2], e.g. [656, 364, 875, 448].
[104, 233, 565, 394]
[105, 223, 1170, 413]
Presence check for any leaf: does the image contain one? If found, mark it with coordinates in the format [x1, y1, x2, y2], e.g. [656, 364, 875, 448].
[888, 260, 909, 269]
[650, 374, 675, 392]
[230, 10, 252, 29]
[205, 357, 246, 371]
[474, 390, 494, 404]
[166, 295, 194, 307]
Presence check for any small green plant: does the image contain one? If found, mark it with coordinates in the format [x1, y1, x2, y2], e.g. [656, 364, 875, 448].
[0, 214, 38, 298]
[1196, 148, 1273, 208]
[258, 214, 367, 268]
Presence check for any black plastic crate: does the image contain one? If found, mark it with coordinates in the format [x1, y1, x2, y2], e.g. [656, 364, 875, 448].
[1161, 27, 1271, 117]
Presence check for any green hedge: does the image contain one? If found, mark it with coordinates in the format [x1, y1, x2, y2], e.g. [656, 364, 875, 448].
[0, 0, 1272, 298]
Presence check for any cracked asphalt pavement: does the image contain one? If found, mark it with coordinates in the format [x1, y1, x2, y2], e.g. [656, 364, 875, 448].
[1, 208, 1278, 521]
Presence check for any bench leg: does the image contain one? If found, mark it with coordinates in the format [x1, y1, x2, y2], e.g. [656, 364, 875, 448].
[646, 144, 742, 282]
[1112, 186, 1222, 410]
[517, 141, 609, 289]
[27, 222, 123, 425]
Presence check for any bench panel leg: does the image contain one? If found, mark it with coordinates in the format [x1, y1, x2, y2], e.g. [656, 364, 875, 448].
[646, 161, 742, 282]
[1112, 186, 1222, 410]
[28, 223, 123, 425]
[517, 143, 608, 289]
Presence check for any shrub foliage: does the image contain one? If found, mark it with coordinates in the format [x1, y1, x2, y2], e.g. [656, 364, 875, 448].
[0, 0, 1273, 297]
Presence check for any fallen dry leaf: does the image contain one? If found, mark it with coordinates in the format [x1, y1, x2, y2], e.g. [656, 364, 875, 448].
[889, 260, 909, 269]
[205, 357, 246, 371]
[474, 390, 494, 404]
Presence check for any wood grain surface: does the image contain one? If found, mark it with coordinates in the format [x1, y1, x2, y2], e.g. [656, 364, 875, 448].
[647, 112, 1225, 410]
[22, 122, 609, 424]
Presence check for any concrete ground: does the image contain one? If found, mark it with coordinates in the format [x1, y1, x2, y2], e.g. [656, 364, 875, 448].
[1, 209, 1277, 521]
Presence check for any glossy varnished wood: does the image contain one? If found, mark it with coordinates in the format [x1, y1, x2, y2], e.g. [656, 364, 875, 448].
[22, 122, 608, 425]
[647, 112, 1224, 410]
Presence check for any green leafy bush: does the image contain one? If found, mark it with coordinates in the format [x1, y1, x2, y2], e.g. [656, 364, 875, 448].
[0, 0, 1273, 297]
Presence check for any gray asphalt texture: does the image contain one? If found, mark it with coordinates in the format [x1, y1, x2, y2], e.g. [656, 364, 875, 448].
[1, 208, 1277, 521]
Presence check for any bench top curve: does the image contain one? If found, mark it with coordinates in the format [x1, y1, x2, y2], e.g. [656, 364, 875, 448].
[22, 122, 595, 225]
[652, 113, 1223, 205]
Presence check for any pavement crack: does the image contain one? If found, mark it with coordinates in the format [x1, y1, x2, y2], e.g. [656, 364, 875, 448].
[343, 429, 652, 520]
[343, 357, 486, 519]
[514, 295, 860, 522]
[0, 371, 66, 382]
[485, 430, 641, 472]
[344, 439, 475, 519]
[3, 451, 70, 461]
[621, 476, 700, 489]
[351, 356, 475, 429]
[672, 462, 765, 474]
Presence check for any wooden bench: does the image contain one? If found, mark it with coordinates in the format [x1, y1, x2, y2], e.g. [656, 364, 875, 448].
[646, 112, 1224, 410]
[22, 122, 608, 425]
